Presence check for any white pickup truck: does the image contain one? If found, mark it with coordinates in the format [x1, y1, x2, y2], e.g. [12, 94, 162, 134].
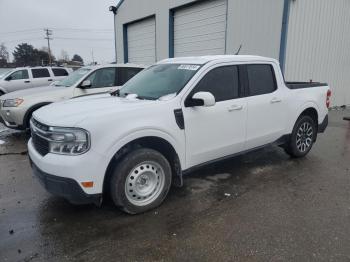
[28, 55, 330, 214]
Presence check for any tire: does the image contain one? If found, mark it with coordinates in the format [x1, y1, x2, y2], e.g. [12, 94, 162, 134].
[284, 115, 317, 158]
[110, 148, 172, 214]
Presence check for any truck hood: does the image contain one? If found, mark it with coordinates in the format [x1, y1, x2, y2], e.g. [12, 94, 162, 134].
[33, 94, 156, 127]
[1, 85, 68, 100]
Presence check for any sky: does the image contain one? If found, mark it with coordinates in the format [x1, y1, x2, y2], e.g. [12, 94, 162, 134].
[0, 0, 119, 64]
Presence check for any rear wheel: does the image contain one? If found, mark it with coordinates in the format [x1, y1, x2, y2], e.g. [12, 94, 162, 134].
[284, 115, 317, 158]
[110, 148, 172, 214]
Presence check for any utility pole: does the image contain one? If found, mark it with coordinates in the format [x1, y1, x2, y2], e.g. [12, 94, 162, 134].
[44, 28, 53, 65]
[91, 48, 95, 65]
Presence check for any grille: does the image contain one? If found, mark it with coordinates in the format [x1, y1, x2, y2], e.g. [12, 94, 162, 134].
[32, 132, 49, 156]
[31, 118, 50, 156]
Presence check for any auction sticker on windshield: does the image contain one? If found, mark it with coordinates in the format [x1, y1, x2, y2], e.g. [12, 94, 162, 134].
[178, 65, 200, 71]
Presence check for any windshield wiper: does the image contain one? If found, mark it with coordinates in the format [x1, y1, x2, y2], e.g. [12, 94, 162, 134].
[110, 89, 120, 97]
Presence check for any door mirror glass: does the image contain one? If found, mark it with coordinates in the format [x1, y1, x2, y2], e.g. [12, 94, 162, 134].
[191, 92, 216, 107]
[80, 80, 92, 88]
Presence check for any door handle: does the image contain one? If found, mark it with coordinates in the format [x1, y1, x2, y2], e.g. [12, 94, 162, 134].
[48, 79, 53, 82]
[270, 98, 282, 104]
[24, 80, 30, 83]
[228, 105, 243, 112]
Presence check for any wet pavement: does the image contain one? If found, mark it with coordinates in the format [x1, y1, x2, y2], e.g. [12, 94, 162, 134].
[1, 109, 350, 261]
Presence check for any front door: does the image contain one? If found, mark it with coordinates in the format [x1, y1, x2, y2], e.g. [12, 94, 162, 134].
[3, 69, 32, 92]
[73, 67, 119, 97]
[183, 65, 247, 168]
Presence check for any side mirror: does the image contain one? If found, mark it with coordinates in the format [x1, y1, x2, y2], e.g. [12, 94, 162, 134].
[5, 76, 12, 81]
[80, 80, 92, 88]
[189, 92, 216, 107]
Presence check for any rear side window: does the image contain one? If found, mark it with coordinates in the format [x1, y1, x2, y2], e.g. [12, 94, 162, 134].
[31, 68, 50, 78]
[117, 67, 143, 86]
[190, 66, 239, 102]
[247, 64, 276, 96]
[52, 68, 68, 77]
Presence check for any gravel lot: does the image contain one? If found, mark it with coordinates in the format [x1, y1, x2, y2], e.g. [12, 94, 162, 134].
[1, 109, 350, 261]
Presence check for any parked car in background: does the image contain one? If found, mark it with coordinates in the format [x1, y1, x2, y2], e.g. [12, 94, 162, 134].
[0, 66, 72, 96]
[0, 64, 145, 129]
[28, 55, 330, 214]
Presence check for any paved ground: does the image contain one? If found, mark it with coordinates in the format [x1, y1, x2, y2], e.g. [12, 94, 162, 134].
[0, 109, 350, 262]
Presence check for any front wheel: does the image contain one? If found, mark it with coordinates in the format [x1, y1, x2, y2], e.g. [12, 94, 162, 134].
[284, 115, 317, 158]
[110, 148, 172, 214]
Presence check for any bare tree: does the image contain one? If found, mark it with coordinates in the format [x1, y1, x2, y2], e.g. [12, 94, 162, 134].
[0, 43, 9, 62]
[60, 49, 69, 62]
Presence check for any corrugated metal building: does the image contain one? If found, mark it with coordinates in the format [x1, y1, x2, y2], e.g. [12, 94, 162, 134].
[113, 0, 350, 106]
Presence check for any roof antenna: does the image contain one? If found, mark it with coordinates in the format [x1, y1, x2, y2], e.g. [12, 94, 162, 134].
[235, 44, 242, 55]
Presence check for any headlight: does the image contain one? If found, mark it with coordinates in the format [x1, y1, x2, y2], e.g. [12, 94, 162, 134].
[47, 127, 90, 155]
[3, 98, 24, 107]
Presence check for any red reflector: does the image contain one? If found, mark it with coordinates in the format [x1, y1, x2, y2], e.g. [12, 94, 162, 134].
[326, 89, 331, 108]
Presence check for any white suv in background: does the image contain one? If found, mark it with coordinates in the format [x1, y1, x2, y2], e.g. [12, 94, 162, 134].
[0, 67, 71, 95]
[0, 64, 145, 129]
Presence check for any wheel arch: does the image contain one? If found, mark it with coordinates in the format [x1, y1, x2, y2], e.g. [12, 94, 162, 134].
[0, 87, 6, 95]
[289, 102, 320, 133]
[103, 135, 183, 196]
[23, 102, 51, 128]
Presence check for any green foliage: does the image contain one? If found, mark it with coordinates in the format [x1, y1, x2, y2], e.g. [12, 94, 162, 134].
[12, 43, 55, 66]
[72, 54, 84, 64]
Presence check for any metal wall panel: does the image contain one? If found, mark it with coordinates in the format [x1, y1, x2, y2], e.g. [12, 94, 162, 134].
[226, 0, 284, 59]
[173, 0, 227, 57]
[127, 17, 156, 65]
[285, 0, 350, 106]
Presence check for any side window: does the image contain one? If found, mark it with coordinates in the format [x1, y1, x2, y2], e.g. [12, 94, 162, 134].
[247, 64, 277, 96]
[52, 68, 69, 77]
[190, 66, 239, 102]
[32, 68, 50, 78]
[9, 70, 29, 80]
[117, 67, 143, 86]
[84, 68, 116, 88]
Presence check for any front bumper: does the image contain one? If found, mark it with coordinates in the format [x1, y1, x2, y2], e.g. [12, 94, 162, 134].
[28, 138, 108, 204]
[0, 107, 25, 129]
[30, 157, 102, 205]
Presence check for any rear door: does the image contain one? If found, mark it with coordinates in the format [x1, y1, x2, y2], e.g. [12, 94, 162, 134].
[2, 69, 32, 92]
[73, 67, 118, 97]
[244, 64, 287, 149]
[183, 65, 247, 168]
[31, 68, 53, 87]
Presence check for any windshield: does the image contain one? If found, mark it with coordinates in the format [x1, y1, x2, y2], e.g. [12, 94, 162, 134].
[0, 69, 14, 79]
[54, 68, 91, 87]
[119, 64, 201, 100]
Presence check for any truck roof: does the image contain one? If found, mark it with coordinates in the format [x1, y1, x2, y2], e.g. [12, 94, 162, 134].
[159, 55, 279, 65]
[83, 63, 146, 70]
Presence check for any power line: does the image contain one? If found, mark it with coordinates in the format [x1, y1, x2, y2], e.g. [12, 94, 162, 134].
[54, 37, 113, 41]
[0, 28, 113, 35]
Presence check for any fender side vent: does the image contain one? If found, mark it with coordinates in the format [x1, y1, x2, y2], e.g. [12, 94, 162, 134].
[174, 109, 185, 130]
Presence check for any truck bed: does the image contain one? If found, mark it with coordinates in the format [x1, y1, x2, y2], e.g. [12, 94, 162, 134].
[286, 82, 328, 90]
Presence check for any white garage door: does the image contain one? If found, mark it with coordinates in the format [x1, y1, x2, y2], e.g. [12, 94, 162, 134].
[174, 0, 227, 57]
[127, 17, 156, 65]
